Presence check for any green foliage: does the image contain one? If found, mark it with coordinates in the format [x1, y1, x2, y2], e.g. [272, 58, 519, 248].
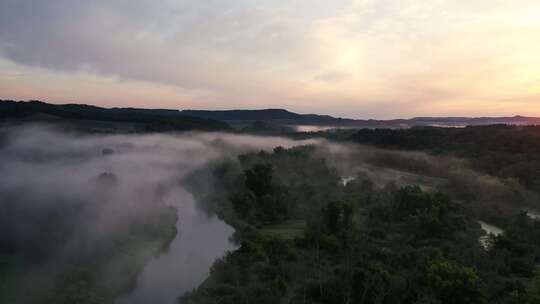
[350, 125, 540, 195]
[425, 259, 486, 304]
[182, 145, 540, 304]
[245, 164, 274, 197]
[525, 267, 540, 303]
[322, 201, 353, 236]
[351, 264, 394, 304]
[260, 220, 306, 240]
[0, 202, 178, 304]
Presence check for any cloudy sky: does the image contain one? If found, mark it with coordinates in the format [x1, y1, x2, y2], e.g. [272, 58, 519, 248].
[1, 0, 539, 118]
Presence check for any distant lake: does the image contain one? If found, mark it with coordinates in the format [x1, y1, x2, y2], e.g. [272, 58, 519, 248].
[116, 188, 236, 304]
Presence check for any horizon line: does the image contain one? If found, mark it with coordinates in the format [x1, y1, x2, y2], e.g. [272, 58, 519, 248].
[0, 98, 535, 121]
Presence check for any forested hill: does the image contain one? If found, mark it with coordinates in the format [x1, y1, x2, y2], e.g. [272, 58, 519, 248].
[181, 110, 540, 127]
[181, 109, 341, 122]
[3, 100, 540, 129]
[0, 100, 229, 131]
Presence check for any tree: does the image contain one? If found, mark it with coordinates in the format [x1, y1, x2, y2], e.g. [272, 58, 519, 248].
[525, 267, 540, 303]
[245, 164, 274, 197]
[426, 259, 486, 304]
[322, 201, 353, 237]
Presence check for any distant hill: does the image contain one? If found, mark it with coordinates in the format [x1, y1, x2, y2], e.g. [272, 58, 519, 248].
[0, 100, 230, 132]
[181, 109, 540, 128]
[2, 100, 540, 131]
[180, 109, 342, 123]
[408, 116, 540, 127]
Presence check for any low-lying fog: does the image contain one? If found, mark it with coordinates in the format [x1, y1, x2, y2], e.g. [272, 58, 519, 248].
[0, 125, 318, 303]
[292, 125, 359, 132]
[1, 124, 538, 303]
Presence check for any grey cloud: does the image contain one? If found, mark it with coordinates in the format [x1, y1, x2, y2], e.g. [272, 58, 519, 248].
[0, 1, 309, 96]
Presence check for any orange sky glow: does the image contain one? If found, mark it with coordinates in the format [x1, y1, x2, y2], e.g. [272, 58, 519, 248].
[1, 0, 539, 119]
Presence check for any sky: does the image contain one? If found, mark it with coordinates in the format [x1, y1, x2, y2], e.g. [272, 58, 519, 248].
[1, 0, 539, 119]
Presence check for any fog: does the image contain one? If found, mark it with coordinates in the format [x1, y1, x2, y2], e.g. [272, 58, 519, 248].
[2, 124, 537, 303]
[0, 126, 317, 239]
[0, 125, 318, 303]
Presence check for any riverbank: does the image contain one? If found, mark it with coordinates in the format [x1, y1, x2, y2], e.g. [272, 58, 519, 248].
[116, 189, 237, 304]
[0, 205, 178, 304]
[52, 205, 179, 304]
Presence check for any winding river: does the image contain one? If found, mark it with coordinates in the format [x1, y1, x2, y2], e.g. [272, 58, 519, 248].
[116, 188, 237, 304]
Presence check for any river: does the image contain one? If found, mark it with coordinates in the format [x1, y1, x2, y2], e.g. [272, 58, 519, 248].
[478, 220, 503, 249]
[116, 188, 237, 304]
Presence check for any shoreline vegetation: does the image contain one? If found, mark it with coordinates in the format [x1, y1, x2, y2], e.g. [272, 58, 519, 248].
[0, 202, 178, 304]
[180, 145, 540, 304]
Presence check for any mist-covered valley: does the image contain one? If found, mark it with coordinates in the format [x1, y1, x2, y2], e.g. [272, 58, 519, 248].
[3, 0, 540, 301]
[1, 124, 540, 304]
[0, 125, 318, 303]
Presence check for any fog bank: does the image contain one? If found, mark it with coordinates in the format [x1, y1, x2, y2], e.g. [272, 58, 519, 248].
[0, 125, 318, 303]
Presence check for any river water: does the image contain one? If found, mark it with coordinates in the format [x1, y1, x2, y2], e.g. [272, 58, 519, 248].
[478, 220, 503, 249]
[116, 188, 237, 304]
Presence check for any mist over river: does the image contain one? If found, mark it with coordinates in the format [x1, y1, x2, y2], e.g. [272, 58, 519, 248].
[0, 125, 319, 303]
[116, 188, 236, 304]
[8, 124, 538, 303]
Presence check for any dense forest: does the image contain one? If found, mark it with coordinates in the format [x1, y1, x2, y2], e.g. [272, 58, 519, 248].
[181, 146, 540, 304]
[349, 125, 540, 194]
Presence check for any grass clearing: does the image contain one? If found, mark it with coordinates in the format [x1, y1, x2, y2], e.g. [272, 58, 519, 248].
[260, 220, 306, 240]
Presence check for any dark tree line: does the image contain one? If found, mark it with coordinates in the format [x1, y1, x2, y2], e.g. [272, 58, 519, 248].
[350, 125, 540, 193]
